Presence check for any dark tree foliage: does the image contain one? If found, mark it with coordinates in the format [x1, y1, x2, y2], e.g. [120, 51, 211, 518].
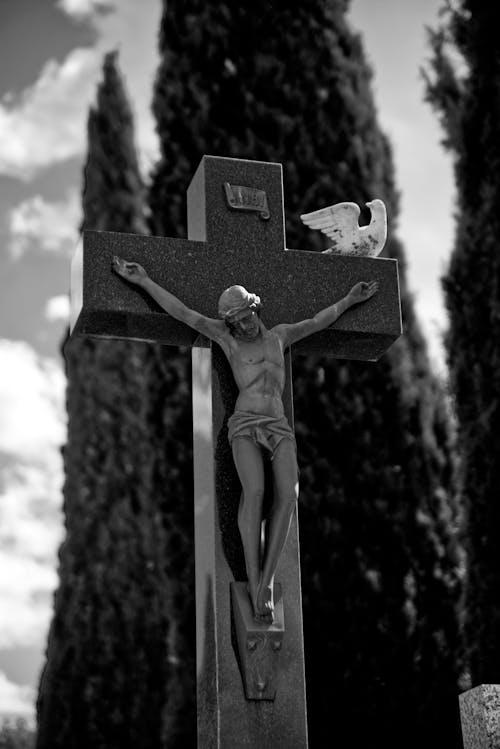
[149, 2, 464, 747]
[36, 52, 195, 748]
[425, 1, 500, 685]
[80, 52, 148, 234]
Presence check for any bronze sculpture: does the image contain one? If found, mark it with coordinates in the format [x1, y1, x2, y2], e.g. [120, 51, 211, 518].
[112, 255, 378, 623]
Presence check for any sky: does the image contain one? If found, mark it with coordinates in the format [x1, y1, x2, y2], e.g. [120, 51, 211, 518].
[0, 0, 454, 727]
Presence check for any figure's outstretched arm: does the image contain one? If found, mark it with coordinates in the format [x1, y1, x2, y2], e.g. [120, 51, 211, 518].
[112, 256, 225, 341]
[274, 281, 379, 347]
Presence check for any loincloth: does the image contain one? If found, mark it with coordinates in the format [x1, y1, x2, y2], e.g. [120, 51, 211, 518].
[227, 410, 296, 460]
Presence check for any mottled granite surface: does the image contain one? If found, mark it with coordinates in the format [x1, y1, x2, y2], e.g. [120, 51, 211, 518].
[72, 155, 401, 361]
[189, 158, 313, 748]
[460, 685, 500, 749]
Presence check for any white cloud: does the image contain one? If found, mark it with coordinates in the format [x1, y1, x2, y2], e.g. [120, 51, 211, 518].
[1, 462, 64, 563]
[45, 295, 70, 323]
[0, 1, 161, 181]
[0, 50, 101, 180]
[0, 340, 65, 650]
[8, 191, 80, 259]
[0, 549, 59, 650]
[0, 340, 66, 458]
[0, 671, 35, 726]
[57, 0, 116, 17]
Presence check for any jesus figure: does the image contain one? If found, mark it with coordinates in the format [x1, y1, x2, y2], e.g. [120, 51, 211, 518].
[112, 255, 378, 623]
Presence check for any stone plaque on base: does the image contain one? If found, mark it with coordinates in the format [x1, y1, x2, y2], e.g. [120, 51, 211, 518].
[231, 582, 284, 701]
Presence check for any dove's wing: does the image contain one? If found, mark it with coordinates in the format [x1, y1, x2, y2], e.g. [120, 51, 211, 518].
[300, 202, 361, 240]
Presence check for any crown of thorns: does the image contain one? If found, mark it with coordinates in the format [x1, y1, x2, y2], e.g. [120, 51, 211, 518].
[217, 285, 261, 322]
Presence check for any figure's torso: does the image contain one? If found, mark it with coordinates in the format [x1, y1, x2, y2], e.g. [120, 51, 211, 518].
[220, 324, 286, 417]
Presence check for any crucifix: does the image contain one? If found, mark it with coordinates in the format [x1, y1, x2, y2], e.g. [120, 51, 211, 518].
[71, 155, 401, 749]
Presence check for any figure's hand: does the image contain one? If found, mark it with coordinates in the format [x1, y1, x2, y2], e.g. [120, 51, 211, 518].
[347, 280, 379, 305]
[112, 256, 149, 286]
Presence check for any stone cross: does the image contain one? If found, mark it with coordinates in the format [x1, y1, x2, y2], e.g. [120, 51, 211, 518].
[71, 155, 401, 749]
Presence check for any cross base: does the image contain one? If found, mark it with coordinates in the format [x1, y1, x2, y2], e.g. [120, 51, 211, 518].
[231, 582, 284, 701]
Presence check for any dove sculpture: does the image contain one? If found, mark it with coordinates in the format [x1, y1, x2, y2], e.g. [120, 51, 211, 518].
[300, 199, 387, 256]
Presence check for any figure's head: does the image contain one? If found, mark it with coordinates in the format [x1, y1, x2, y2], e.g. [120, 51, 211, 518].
[218, 285, 261, 340]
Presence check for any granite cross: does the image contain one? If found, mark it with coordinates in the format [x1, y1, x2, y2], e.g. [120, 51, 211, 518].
[71, 155, 401, 749]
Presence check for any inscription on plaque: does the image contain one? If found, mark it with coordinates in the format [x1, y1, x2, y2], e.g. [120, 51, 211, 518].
[224, 182, 270, 220]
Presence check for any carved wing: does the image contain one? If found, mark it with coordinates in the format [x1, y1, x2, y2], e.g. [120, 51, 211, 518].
[300, 199, 387, 256]
[300, 202, 361, 241]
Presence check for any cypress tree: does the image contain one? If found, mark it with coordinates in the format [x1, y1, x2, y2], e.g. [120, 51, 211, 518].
[425, 1, 500, 686]
[36, 52, 195, 748]
[149, 1, 464, 746]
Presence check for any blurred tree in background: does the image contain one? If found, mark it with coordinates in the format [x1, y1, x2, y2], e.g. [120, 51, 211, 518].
[36, 52, 195, 748]
[0, 720, 35, 749]
[37, 1, 466, 747]
[425, 1, 500, 686]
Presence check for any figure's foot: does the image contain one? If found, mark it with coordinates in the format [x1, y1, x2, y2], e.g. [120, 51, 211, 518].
[255, 581, 274, 624]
